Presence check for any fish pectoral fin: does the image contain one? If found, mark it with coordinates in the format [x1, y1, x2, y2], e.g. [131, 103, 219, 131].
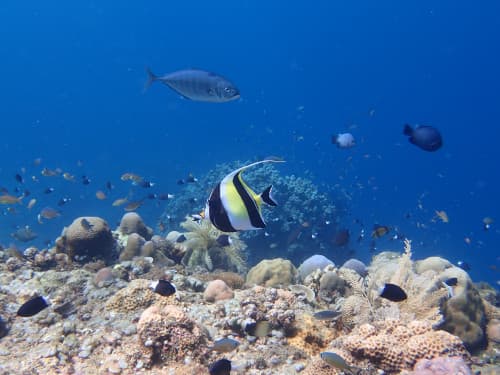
[260, 185, 278, 206]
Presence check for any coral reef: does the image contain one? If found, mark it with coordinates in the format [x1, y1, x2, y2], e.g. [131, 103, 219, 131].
[159, 160, 346, 264]
[1, 227, 500, 374]
[298, 254, 335, 281]
[403, 356, 472, 375]
[55, 216, 116, 262]
[137, 304, 210, 365]
[331, 319, 470, 373]
[341, 258, 368, 277]
[118, 212, 153, 241]
[339, 240, 448, 328]
[437, 270, 487, 352]
[119, 233, 146, 261]
[246, 258, 297, 287]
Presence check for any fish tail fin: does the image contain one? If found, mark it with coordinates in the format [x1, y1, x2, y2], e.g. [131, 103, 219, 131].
[403, 124, 413, 136]
[144, 67, 158, 92]
[260, 185, 277, 206]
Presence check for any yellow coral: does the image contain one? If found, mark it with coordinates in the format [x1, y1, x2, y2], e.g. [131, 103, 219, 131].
[287, 313, 338, 355]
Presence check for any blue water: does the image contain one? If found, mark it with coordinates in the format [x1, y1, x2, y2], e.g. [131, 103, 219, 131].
[1, 1, 499, 286]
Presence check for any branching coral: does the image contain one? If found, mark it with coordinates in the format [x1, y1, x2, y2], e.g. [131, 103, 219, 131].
[178, 217, 247, 273]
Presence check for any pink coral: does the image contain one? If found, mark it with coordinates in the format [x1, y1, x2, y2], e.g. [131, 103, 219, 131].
[407, 356, 472, 375]
[203, 279, 234, 302]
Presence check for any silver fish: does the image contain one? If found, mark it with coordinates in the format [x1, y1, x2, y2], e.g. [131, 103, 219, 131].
[145, 68, 240, 103]
[211, 338, 240, 353]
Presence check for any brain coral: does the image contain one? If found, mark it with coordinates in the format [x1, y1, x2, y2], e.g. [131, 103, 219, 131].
[55, 216, 116, 262]
[335, 319, 470, 373]
[118, 212, 153, 240]
[437, 268, 487, 352]
[246, 258, 297, 287]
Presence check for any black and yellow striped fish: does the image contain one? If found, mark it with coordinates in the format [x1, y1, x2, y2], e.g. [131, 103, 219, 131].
[205, 159, 284, 232]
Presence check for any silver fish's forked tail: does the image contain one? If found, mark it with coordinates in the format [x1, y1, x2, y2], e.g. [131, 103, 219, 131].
[144, 67, 158, 92]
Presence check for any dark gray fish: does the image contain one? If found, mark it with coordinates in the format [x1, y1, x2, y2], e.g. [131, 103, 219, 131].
[216, 234, 233, 247]
[378, 283, 407, 302]
[176, 234, 187, 243]
[145, 67, 240, 103]
[244, 320, 271, 337]
[313, 310, 341, 321]
[444, 277, 458, 286]
[150, 280, 176, 297]
[17, 296, 49, 317]
[11, 225, 38, 242]
[80, 218, 94, 231]
[211, 338, 240, 353]
[0, 315, 8, 338]
[209, 358, 231, 375]
[403, 124, 443, 152]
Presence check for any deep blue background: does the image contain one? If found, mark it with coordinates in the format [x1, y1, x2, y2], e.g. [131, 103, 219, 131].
[1, 1, 499, 286]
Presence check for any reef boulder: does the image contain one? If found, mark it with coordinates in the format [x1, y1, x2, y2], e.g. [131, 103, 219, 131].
[298, 254, 335, 281]
[137, 304, 209, 364]
[55, 216, 116, 262]
[118, 212, 153, 240]
[246, 258, 297, 287]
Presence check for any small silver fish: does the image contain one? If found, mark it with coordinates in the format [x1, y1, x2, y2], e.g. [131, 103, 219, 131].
[211, 338, 240, 353]
[313, 310, 341, 321]
[320, 351, 355, 374]
[145, 68, 240, 103]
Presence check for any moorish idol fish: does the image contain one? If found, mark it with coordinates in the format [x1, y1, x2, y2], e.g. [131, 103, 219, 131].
[205, 159, 284, 232]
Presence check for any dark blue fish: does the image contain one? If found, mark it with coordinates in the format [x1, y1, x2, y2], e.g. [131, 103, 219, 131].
[313, 310, 341, 320]
[403, 124, 443, 152]
[145, 68, 240, 103]
[378, 283, 407, 302]
[0, 316, 8, 338]
[444, 277, 458, 286]
[150, 280, 176, 297]
[216, 234, 233, 247]
[17, 296, 49, 317]
[209, 359, 231, 375]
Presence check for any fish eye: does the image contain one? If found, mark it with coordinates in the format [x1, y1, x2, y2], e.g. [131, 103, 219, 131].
[224, 87, 231, 93]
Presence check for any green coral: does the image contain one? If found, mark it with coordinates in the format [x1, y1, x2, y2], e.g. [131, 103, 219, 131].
[178, 217, 247, 273]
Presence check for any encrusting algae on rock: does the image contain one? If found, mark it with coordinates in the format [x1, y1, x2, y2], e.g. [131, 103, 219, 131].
[0, 212, 499, 375]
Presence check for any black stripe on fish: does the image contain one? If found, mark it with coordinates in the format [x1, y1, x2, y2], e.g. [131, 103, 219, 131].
[208, 183, 236, 232]
[261, 185, 277, 206]
[233, 172, 265, 229]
